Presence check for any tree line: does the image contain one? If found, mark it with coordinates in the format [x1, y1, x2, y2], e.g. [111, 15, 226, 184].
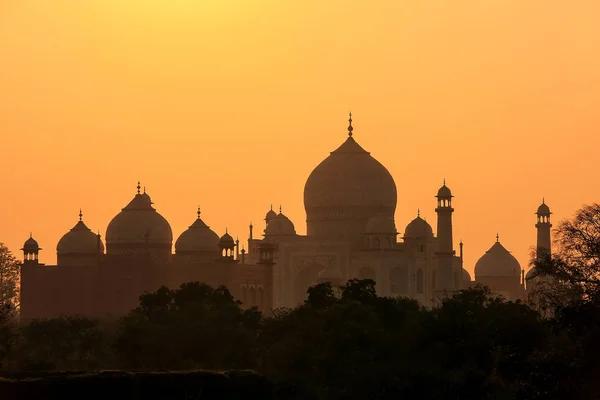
[0, 203, 600, 399]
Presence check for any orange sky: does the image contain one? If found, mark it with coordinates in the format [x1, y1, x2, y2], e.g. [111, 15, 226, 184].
[1, 1, 599, 276]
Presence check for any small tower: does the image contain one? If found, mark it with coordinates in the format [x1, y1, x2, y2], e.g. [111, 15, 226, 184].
[21, 234, 41, 264]
[435, 180, 455, 294]
[535, 199, 552, 260]
[218, 229, 236, 261]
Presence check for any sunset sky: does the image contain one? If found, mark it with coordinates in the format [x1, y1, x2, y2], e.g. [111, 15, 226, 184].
[1, 1, 599, 275]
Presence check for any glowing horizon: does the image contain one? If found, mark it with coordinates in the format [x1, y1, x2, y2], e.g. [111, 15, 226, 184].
[2, 0, 600, 275]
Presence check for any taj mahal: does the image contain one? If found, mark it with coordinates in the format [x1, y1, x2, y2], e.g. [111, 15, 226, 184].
[19, 114, 551, 320]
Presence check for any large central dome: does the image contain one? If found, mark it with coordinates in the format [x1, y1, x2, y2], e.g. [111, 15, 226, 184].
[304, 115, 397, 241]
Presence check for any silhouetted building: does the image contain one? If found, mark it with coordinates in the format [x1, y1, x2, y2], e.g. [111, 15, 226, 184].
[24, 114, 549, 319]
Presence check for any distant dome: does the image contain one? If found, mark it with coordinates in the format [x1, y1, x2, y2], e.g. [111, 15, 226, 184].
[175, 210, 219, 254]
[437, 184, 452, 198]
[537, 201, 551, 215]
[57, 216, 104, 255]
[304, 117, 397, 240]
[316, 268, 344, 285]
[265, 213, 296, 236]
[219, 231, 235, 247]
[462, 268, 472, 282]
[525, 267, 539, 280]
[265, 207, 277, 222]
[475, 240, 522, 278]
[106, 190, 173, 247]
[366, 214, 396, 234]
[404, 215, 433, 238]
[22, 235, 40, 251]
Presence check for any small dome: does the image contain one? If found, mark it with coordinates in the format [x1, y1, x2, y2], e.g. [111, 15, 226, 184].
[106, 189, 173, 247]
[462, 268, 472, 281]
[316, 267, 344, 285]
[536, 201, 551, 215]
[437, 184, 452, 198]
[265, 207, 277, 221]
[219, 231, 235, 247]
[404, 216, 433, 238]
[57, 216, 104, 255]
[175, 211, 219, 253]
[22, 235, 40, 251]
[366, 214, 396, 234]
[525, 267, 539, 280]
[265, 213, 296, 236]
[475, 240, 522, 278]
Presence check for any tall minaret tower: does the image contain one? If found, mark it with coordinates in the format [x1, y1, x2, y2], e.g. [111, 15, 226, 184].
[435, 180, 455, 294]
[535, 199, 552, 260]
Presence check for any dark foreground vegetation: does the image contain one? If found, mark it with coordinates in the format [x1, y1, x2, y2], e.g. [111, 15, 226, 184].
[1, 203, 600, 399]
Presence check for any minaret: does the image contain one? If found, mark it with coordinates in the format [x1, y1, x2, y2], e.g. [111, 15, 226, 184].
[535, 199, 552, 260]
[435, 180, 455, 293]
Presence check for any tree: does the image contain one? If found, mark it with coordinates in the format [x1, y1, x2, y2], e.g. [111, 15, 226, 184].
[0, 244, 20, 318]
[532, 203, 600, 302]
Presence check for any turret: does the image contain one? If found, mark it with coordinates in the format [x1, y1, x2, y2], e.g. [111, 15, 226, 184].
[535, 199, 552, 260]
[21, 234, 41, 264]
[434, 180, 455, 294]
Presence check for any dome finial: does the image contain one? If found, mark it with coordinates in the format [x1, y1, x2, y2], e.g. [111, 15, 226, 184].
[417, 208, 420, 217]
[270, 204, 273, 211]
[443, 178, 446, 186]
[542, 197, 545, 204]
[225, 227, 228, 234]
[79, 208, 83, 222]
[197, 206, 201, 219]
[347, 112, 353, 137]
[137, 181, 141, 194]
[279, 204, 282, 214]
[496, 233, 499, 242]
[143, 186, 146, 194]
[30, 232, 32, 238]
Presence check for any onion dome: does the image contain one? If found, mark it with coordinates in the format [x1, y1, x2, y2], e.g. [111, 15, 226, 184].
[366, 213, 396, 234]
[475, 235, 522, 278]
[404, 211, 433, 238]
[437, 181, 452, 198]
[219, 230, 235, 247]
[536, 199, 551, 215]
[304, 114, 397, 232]
[265, 210, 296, 236]
[57, 210, 104, 255]
[21, 234, 40, 251]
[265, 205, 277, 222]
[316, 267, 344, 286]
[175, 207, 219, 253]
[462, 268, 472, 281]
[106, 183, 173, 247]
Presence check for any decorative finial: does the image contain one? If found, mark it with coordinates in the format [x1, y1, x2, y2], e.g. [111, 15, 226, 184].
[143, 186, 146, 194]
[270, 204, 273, 211]
[197, 206, 201, 219]
[137, 181, 141, 194]
[496, 233, 499, 242]
[460, 239, 463, 245]
[542, 197, 545, 204]
[348, 112, 353, 137]
[250, 221, 253, 227]
[417, 208, 420, 217]
[443, 178, 446, 186]
[279, 204, 282, 214]
[29, 232, 32, 238]
[236, 236, 239, 243]
[79, 208, 83, 221]
[225, 227, 228, 234]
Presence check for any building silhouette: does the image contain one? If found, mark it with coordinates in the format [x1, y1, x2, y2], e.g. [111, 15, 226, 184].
[19, 114, 545, 320]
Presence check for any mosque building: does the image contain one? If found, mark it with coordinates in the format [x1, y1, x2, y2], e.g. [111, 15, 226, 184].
[19, 114, 548, 320]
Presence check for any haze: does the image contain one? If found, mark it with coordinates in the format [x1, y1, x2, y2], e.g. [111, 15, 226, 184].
[1, 0, 599, 273]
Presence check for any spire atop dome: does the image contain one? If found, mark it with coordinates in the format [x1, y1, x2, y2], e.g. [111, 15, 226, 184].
[279, 204, 282, 214]
[348, 112, 353, 137]
[143, 186, 146, 194]
[417, 208, 420, 217]
[197, 206, 201, 219]
[496, 233, 499, 242]
[79, 209, 83, 222]
[137, 181, 141, 194]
